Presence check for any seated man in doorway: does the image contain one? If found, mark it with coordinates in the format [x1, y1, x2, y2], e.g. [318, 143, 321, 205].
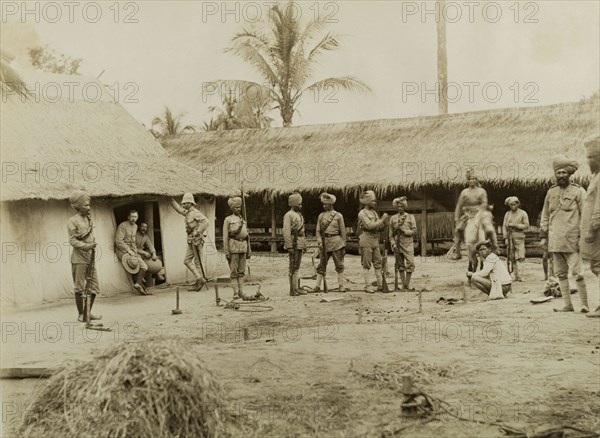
[466, 240, 512, 299]
[115, 210, 150, 295]
[136, 222, 165, 282]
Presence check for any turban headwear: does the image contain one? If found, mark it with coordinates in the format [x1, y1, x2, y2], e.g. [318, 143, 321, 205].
[475, 239, 492, 251]
[288, 193, 302, 207]
[552, 155, 578, 175]
[392, 196, 408, 208]
[504, 196, 520, 207]
[69, 189, 90, 209]
[466, 168, 477, 179]
[182, 193, 196, 204]
[228, 197, 243, 209]
[359, 190, 376, 205]
[584, 135, 600, 156]
[319, 192, 336, 205]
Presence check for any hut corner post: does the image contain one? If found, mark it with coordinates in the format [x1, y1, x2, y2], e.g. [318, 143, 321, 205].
[145, 202, 155, 287]
[421, 189, 427, 257]
[270, 194, 277, 253]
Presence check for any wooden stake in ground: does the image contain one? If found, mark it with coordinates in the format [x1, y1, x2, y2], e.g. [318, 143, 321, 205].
[418, 290, 423, 313]
[462, 282, 468, 303]
[172, 287, 182, 315]
[214, 284, 220, 306]
[357, 297, 363, 324]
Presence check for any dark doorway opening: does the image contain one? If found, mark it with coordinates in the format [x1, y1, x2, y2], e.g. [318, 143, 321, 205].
[113, 201, 165, 286]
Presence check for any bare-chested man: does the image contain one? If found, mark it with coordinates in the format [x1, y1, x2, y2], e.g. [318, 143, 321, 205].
[452, 169, 496, 259]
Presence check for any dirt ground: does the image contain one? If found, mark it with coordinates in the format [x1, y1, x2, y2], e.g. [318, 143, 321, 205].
[2, 252, 600, 437]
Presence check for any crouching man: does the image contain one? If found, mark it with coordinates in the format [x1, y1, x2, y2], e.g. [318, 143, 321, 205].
[467, 240, 512, 299]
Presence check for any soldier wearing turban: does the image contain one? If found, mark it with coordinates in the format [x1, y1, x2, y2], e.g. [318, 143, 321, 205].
[170, 193, 210, 291]
[223, 196, 251, 299]
[580, 136, 600, 318]
[540, 154, 589, 313]
[313, 193, 348, 292]
[502, 196, 530, 281]
[357, 190, 389, 292]
[283, 193, 307, 296]
[451, 168, 495, 259]
[66, 189, 102, 322]
[389, 196, 417, 290]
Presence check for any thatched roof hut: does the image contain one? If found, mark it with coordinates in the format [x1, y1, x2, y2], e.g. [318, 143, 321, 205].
[1, 71, 230, 305]
[162, 100, 600, 197]
[1, 73, 228, 201]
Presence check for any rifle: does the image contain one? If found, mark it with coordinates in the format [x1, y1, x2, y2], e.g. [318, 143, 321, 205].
[319, 217, 328, 293]
[381, 221, 390, 293]
[84, 246, 111, 331]
[289, 227, 298, 295]
[506, 228, 514, 273]
[392, 216, 405, 291]
[240, 182, 251, 259]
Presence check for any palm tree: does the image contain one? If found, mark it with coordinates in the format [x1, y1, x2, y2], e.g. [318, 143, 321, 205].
[1, 50, 29, 97]
[202, 85, 274, 131]
[151, 107, 196, 137]
[209, 1, 371, 127]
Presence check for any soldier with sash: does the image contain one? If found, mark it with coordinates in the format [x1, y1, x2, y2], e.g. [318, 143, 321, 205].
[283, 193, 307, 296]
[389, 196, 417, 291]
[313, 192, 348, 292]
[223, 196, 251, 299]
[357, 190, 389, 293]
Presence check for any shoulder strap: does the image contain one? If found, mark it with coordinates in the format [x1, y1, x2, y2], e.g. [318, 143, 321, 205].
[321, 211, 337, 233]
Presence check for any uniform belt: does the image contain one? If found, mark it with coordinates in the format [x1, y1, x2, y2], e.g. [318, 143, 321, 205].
[324, 233, 339, 237]
[229, 236, 246, 241]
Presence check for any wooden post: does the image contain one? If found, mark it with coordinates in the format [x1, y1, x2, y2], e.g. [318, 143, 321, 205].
[437, 0, 448, 115]
[270, 194, 277, 253]
[420, 189, 427, 257]
[145, 202, 155, 287]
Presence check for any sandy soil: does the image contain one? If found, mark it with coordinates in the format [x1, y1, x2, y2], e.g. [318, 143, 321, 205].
[2, 252, 599, 437]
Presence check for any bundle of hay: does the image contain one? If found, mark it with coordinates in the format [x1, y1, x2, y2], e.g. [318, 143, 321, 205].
[19, 336, 225, 438]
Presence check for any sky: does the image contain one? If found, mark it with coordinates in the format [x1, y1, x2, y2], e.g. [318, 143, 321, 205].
[1, 1, 599, 128]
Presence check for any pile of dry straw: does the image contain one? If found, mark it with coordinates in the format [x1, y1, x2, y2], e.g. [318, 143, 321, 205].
[19, 336, 225, 438]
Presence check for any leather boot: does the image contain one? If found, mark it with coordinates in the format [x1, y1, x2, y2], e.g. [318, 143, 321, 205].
[337, 272, 347, 292]
[232, 279, 240, 300]
[75, 292, 84, 320]
[404, 272, 414, 291]
[289, 273, 297, 296]
[375, 269, 383, 291]
[89, 293, 102, 320]
[312, 274, 323, 293]
[554, 278, 574, 312]
[238, 277, 247, 299]
[364, 269, 375, 293]
[294, 272, 307, 295]
[576, 278, 589, 313]
[399, 271, 406, 290]
[586, 306, 600, 318]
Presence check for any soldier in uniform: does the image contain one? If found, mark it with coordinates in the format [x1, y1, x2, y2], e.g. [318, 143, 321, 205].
[357, 190, 388, 293]
[223, 196, 251, 300]
[170, 193, 210, 291]
[283, 193, 307, 296]
[389, 196, 417, 291]
[502, 196, 530, 281]
[540, 155, 589, 313]
[452, 169, 496, 258]
[67, 189, 102, 322]
[313, 192, 348, 292]
[580, 136, 600, 318]
[115, 210, 149, 295]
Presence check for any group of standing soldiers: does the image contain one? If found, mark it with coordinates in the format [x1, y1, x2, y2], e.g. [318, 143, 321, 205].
[279, 190, 418, 296]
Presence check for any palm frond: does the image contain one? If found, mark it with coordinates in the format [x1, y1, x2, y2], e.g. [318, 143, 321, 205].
[306, 76, 373, 94]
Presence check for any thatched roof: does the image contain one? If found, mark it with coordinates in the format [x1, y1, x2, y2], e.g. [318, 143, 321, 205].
[1, 72, 231, 201]
[162, 100, 600, 196]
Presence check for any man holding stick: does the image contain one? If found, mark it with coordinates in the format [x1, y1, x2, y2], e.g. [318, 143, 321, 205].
[283, 193, 307, 296]
[223, 196, 251, 300]
[357, 190, 388, 293]
[170, 193, 209, 291]
[67, 189, 102, 322]
[502, 196, 529, 282]
[313, 193, 348, 293]
[580, 136, 600, 318]
[540, 155, 589, 313]
[389, 196, 417, 291]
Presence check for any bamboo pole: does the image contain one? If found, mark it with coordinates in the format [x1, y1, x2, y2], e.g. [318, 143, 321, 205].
[437, 0, 448, 115]
[270, 193, 277, 253]
[421, 188, 427, 257]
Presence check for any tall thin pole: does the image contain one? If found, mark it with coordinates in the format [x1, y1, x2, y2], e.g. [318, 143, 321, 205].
[437, 0, 448, 115]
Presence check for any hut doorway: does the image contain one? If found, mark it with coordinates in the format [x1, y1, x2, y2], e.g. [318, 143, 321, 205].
[113, 201, 165, 285]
